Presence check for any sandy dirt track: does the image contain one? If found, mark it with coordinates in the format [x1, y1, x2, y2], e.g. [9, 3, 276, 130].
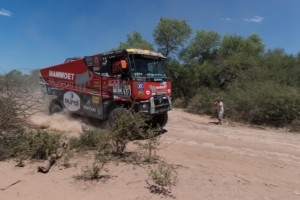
[1, 109, 300, 200]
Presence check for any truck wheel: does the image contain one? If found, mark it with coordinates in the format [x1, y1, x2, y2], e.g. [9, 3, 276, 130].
[108, 107, 130, 127]
[151, 112, 168, 128]
[49, 103, 62, 115]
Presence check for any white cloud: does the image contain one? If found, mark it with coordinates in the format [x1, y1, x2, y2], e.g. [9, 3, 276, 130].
[0, 9, 12, 17]
[244, 16, 264, 23]
[221, 17, 233, 22]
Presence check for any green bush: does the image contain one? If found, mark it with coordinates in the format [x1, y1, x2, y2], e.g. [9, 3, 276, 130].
[289, 119, 300, 132]
[186, 87, 223, 115]
[69, 127, 110, 151]
[1, 129, 62, 160]
[70, 111, 148, 156]
[135, 128, 162, 163]
[0, 97, 22, 132]
[108, 109, 146, 154]
[74, 161, 110, 182]
[22, 130, 62, 160]
[224, 80, 300, 126]
[184, 78, 300, 128]
[147, 161, 178, 195]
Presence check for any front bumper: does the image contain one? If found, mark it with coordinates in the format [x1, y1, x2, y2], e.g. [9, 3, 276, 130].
[137, 95, 172, 114]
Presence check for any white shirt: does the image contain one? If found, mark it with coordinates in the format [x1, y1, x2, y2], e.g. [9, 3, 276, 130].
[218, 102, 224, 113]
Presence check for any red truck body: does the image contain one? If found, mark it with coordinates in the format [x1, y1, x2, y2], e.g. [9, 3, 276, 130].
[39, 49, 172, 127]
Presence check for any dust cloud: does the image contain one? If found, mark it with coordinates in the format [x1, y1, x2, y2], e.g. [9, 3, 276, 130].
[30, 112, 86, 137]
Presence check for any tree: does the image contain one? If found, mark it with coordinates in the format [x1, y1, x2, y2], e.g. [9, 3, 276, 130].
[214, 34, 264, 86]
[219, 34, 264, 58]
[261, 48, 299, 87]
[0, 70, 42, 133]
[181, 30, 221, 63]
[245, 34, 265, 56]
[153, 17, 192, 58]
[119, 31, 154, 50]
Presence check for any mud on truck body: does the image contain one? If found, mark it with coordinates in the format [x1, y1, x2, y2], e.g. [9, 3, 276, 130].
[39, 49, 172, 127]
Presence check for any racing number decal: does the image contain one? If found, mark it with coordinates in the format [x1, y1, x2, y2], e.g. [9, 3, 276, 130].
[121, 88, 131, 96]
[113, 87, 131, 97]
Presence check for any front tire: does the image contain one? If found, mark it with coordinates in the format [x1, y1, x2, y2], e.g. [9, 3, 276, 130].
[149, 112, 168, 128]
[108, 107, 131, 127]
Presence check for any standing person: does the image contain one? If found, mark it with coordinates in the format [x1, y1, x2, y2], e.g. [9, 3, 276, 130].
[215, 99, 224, 125]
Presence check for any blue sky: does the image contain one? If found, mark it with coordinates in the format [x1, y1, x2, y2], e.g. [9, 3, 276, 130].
[1, 0, 300, 74]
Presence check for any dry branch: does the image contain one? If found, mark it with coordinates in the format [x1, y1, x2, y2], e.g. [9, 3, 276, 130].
[0, 180, 21, 191]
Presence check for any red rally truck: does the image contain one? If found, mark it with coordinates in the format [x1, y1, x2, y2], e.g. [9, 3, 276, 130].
[39, 49, 172, 127]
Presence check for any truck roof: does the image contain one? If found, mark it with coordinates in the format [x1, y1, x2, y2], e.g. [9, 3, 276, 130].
[125, 49, 166, 59]
[98, 48, 166, 59]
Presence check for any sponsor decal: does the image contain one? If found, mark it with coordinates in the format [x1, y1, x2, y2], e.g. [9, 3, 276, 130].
[49, 70, 75, 80]
[113, 87, 131, 97]
[49, 70, 93, 89]
[83, 99, 97, 113]
[146, 90, 150, 95]
[90, 89, 99, 94]
[75, 71, 93, 89]
[48, 79, 74, 89]
[150, 85, 156, 93]
[64, 91, 80, 111]
[93, 56, 99, 66]
[137, 83, 144, 90]
[138, 91, 144, 96]
[85, 57, 94, 67]
[92, 96, 100, 104]
[168, 89, 171, 94]
[113, 95, 122, 100]
[108, 80, 119, 87]
[156, 82, 167, 89]
[94, 80, 100, 88]
[101, 57, 108, 66]
[150, 84, 167, 95]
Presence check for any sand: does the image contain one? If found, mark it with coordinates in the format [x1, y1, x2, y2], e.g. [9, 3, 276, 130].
[1, 109, 300, 200]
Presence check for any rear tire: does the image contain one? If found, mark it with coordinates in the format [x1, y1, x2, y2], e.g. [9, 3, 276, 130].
[49, 103, 62, 115]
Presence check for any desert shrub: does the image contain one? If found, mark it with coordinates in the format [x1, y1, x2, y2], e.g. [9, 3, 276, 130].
[135, 128, 162, 163]
[74, 161, 110, 181]
[0, 129, 24, 160]
[289, 119, 300, 133]
[225, 81, 300, 126]
[108, 109, 146, 154]
[12, 129, 62, 160]
[0, 97, 21, 131]
[1, 129, 62, 161]
[147, 161, 178, 195]
[69, 127, 110, 152]
[172, 97, 186, 108]
[0, 70, 43, 134]
[186, 87, 223, 115]
[20, 130, 62, 159]
[185, 77, 300, 127]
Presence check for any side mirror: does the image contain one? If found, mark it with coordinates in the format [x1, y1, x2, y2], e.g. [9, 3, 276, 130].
[112, 60, 127, 75]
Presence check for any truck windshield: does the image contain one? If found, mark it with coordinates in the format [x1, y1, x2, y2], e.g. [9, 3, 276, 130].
[129, 55, 166, 78]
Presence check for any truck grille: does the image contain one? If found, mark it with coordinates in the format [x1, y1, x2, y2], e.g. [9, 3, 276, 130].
[151, 95, 171, 113]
